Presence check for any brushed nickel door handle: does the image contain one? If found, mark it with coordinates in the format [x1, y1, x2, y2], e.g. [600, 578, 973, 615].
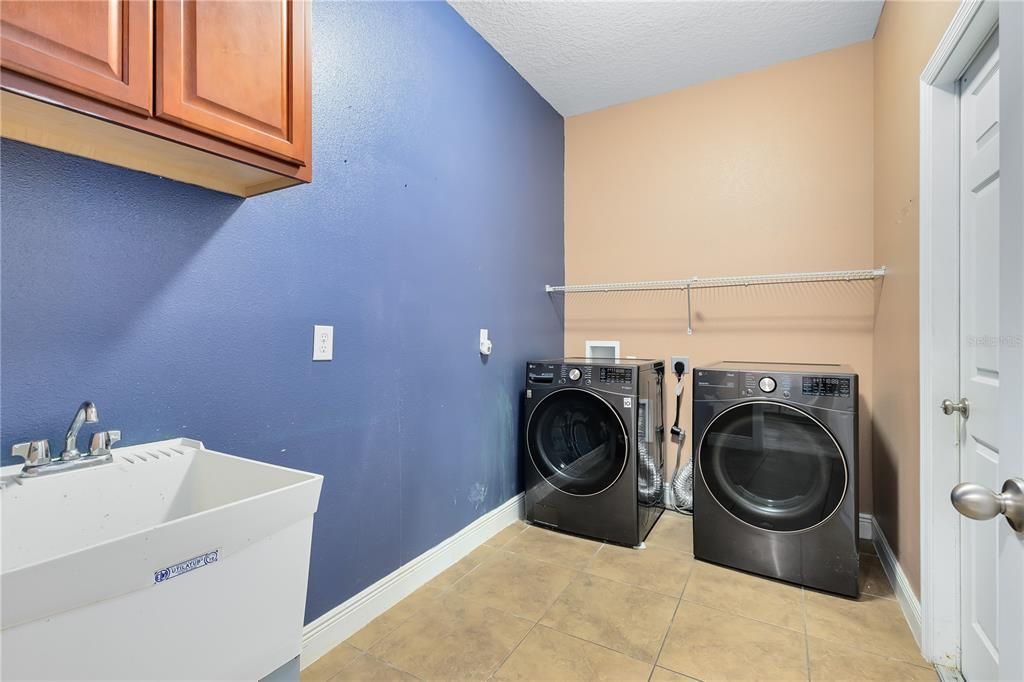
[941, 397, 970, 418]
[951, 478, 1024, 532]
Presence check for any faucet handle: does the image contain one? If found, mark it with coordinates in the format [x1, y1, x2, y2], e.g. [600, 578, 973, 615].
[89, 430, 121, 456]
[12, 440, 51, 467]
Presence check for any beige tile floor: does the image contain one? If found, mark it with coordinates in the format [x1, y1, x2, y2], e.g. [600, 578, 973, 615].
[302, 512, 935, 682]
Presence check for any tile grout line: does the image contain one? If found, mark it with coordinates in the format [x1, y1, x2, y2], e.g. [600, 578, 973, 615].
[801, 588, 811, 682]
[538, 617, 662, 669]
[343, 519, 691, 681]
[650, 593, 685, 680]
[483, 563, 584, 682]
[562, 550, 693, 661]
[581, 561, 694, 600]
[527, 571, 669, 672]
[676, 593, 807, 636]
[502, 531, 696, 599]
[485, 545, 598, 680]
[484, 617, 540, 682]
[801, 589, 934, 670]
[512, 557, 679, 671]
[508, 519, 696, 677]
[649, 561, 711, 681]
[484, 523, 528, 550]
[322, 650, 426, 682]
[347, 518, 920, 681]
[348, 545, 503, 657]
[370, 652, 426, 682]
[354, 518, 694, 679]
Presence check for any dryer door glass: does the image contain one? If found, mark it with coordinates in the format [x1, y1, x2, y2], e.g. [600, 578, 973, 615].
[528, 388, 629, 497]
[698, 401, 847, 532]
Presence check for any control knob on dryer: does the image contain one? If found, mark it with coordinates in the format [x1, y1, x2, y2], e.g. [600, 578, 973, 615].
[758, 376, 777, 393]
[568, 368, 582, 381]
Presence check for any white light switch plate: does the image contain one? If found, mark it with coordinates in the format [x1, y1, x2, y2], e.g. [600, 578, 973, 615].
[313, 325, 333, 361]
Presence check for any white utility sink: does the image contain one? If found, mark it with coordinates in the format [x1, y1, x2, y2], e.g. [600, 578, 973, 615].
[1, 437, 323, 681]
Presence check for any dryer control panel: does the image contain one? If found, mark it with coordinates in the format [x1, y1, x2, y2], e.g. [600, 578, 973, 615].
[802, 376, 852, 397]
[693, 366, 857, 412]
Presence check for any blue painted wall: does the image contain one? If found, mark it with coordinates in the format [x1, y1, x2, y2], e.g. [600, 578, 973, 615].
[0, 1, 563, 623]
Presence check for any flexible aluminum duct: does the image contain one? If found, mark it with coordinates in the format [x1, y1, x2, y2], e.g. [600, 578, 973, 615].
[670, 435, 693, 512]
[667, 373, 693, 512]
[637, 401, 664, 504]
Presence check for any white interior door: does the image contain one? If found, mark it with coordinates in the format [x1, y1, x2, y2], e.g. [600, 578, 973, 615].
[955, 28, 1024, 682]
[959, 29, 1001, 682]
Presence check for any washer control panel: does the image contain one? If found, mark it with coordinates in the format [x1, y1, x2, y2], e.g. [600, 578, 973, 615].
[526, 362, 637, 393]
[558, 365, 594, 385]
[741, 373, 782, 395]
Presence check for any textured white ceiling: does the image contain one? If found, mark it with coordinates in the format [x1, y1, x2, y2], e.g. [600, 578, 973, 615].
[450, 1, 883, 116]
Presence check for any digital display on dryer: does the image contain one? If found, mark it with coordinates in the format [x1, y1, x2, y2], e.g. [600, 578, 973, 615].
[802, 376, 851, 397]
[600, 367, 633, 384]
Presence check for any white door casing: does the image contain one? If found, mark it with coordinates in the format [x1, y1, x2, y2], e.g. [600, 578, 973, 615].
[958, 30, 1000, 682]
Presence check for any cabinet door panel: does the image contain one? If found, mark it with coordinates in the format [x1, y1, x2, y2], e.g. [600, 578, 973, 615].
[156, 0, 309, 164]
[0, 0, 153, 113]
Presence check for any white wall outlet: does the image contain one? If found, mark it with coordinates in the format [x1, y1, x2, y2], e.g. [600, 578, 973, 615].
[313, 325, 333, 361]
[670, 356, 689, 376]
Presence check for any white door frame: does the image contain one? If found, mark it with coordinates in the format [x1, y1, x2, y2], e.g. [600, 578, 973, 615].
[919, 0, 1022, 674]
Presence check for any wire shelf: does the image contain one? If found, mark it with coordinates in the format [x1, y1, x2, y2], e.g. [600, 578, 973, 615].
[545, 267, 886, 294]
[545, 267, 885, 335]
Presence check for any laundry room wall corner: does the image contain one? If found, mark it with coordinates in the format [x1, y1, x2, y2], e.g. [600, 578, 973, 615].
[871, 0, 960, 597]
[563, 41, 876, 515]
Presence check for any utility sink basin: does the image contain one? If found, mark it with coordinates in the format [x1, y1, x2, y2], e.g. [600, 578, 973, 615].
[1, 437, 323, 681]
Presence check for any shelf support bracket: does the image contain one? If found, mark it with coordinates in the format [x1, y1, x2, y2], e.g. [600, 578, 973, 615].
[686, 282, 693, 336]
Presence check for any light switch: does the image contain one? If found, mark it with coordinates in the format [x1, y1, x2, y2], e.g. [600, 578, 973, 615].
[313, 325, 333, 361]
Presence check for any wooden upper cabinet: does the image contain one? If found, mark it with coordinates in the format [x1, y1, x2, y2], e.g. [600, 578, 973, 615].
[156, 0, 310, 165]
[0, 0, 153, 113]
[0, 0, 312, 196]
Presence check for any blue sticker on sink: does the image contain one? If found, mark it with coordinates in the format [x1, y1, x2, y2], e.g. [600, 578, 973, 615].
[154, 550, 219, 583]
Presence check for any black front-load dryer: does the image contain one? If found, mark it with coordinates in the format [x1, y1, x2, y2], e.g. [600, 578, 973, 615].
[523, 358, 665, 547]
[692, 362, 859, 596]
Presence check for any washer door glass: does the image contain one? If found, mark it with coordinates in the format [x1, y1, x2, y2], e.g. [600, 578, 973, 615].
[699, 401, 847, 532]
[528, 389, 628, 496]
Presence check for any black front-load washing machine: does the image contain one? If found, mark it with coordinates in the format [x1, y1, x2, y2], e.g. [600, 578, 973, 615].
[523, 358, 665, 547]
[692, 362, 859, 596]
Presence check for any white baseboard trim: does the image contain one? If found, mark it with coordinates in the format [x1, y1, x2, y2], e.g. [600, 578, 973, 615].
[870, 515, 923, 647]
[300, 493, 525, 669]
[858, 512, 873, 541]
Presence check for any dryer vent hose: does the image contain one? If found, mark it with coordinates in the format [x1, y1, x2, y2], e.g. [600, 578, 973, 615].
[670, 436, 694, 512]
[669, 373, 693, 512]
[637, 401, 664, 504]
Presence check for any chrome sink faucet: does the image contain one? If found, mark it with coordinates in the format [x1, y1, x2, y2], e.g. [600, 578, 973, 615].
[11, 401, 121, 478]
[62, 400, 98, 459]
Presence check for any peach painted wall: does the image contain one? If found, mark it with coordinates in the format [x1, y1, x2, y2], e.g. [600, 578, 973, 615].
[564, 42, 876, 513]
[872, 0, 959, 596]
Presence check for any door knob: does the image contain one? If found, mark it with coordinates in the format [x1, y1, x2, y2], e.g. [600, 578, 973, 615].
[941, 398, 970, 418]
[951, 478, 1024, 532]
